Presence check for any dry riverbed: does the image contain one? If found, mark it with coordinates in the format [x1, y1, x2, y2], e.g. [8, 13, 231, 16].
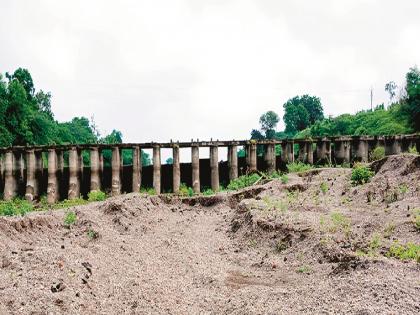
[0, 154, 419, 314]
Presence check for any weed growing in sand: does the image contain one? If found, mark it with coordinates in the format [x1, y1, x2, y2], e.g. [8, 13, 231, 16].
[320, 182, 328, 195]
[53, 198, 88, 210]
[64, 211, 77, 227]
[383, 223, 396, 239]
[0, 199, 33, 217]
[275, 240, 288, 252]
[398, 183, 408, 194]
[286, 162, 312, 173]
[413, 208, 420, 231]
[88, 190, 107, 202]
[370, 146, 385, 161]
[203, 189, 215, 196]
[262, 196, 288, 213]
[329, 212, 351, 235]
[296, 265, 311, 274]
[179, 183, 194, 197]
[87, 229, 99, 240]
[280, 174, 289, 184]
[248, 239, 257, 247]
[140, 188, 156, 195]
[227, 173, 261, 190]
[368, 233, 382, 256]
[387, 242, 420, 262]
[408, 146, 418, 154]
[286, 190, 299, 204]
[351, 163, 374, 186]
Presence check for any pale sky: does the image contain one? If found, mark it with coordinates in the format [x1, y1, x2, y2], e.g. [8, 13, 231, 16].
[1, 0, 419, 157]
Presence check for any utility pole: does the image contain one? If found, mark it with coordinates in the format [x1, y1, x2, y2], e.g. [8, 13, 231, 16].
[370, 87, 373, 111]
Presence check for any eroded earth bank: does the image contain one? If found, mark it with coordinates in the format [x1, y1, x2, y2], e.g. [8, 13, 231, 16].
[1, 155, 419, 314]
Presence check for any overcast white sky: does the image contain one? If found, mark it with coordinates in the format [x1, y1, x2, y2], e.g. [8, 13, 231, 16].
[1, 0, 419, 150]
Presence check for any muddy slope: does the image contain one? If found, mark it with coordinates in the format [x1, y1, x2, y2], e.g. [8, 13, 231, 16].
[0, 154, 419, 314]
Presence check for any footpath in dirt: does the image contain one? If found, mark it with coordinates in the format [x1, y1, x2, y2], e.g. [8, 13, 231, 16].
[0, 154, 419, 314]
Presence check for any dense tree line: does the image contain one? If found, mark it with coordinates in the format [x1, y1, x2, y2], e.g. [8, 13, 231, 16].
[0, 68, 151, 165]
[250, 66, 419, 141]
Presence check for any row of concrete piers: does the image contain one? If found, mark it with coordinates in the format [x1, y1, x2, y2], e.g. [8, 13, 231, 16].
[0, 134, 418, 202]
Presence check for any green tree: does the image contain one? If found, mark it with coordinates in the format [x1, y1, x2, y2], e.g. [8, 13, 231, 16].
[404, 66, 420, 131]
[385, 81, 397, 103]
[283, 95, 323, 135]
[259, 111, 279, 133]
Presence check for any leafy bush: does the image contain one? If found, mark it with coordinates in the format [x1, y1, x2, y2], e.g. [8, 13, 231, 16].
[64, 211, 77, 226]
[227, 173, 261, 190]
[351, 163, 374, 185]
[370, 146, 385, 161]
[387, 242, 420, 262]
[286, 162, 312, 173]
[0, 199, 33, 217]
[88, 190, 107, 202]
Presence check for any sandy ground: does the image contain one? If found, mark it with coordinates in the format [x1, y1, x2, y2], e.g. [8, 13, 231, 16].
[0, 154, 419, 314]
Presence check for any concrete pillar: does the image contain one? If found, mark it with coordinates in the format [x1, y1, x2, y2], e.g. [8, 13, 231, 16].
[119, 148, 124, 190]
[0, 154, 3, 196]
[34, 151, 43, 197]
[334, 139, 351, 164]
[228, 145, 238, 181]
[78, 149, 84, 189]
[25, 149, 36, 201]
[385, 136, 402, 155]
[47, 149, 58, 204]
[265, 143, 276, 173]
[247, 142, 257, 171]
[306, 142, 314, 164]
[315, 139, 331, 165]
[353, 137, 369, 162]
[298, 142, 306, 162]
[281, 141, 294, 164]
[99, 149, 104, 174]
[192, 145, 200, 194]
[3, 151, 16, 201]
[210, 145, 219, 192]
[68, 147, 80, 200]
[172, 146, 180, 194]
[153, 145, 161, 194]
[14, 152, 25, 195]
[111, 146, 121, 196]
[281, 142, 288, 163]
[90, 147, 101, 192]
[132, 146, 141, 193]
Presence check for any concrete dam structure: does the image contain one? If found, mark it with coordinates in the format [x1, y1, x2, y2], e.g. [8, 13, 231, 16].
[0, 134, 418, 203]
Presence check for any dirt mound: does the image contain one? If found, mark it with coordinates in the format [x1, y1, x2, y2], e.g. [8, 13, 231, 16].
[0, 157, 419, 314]
[371, 154, 420, 176]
